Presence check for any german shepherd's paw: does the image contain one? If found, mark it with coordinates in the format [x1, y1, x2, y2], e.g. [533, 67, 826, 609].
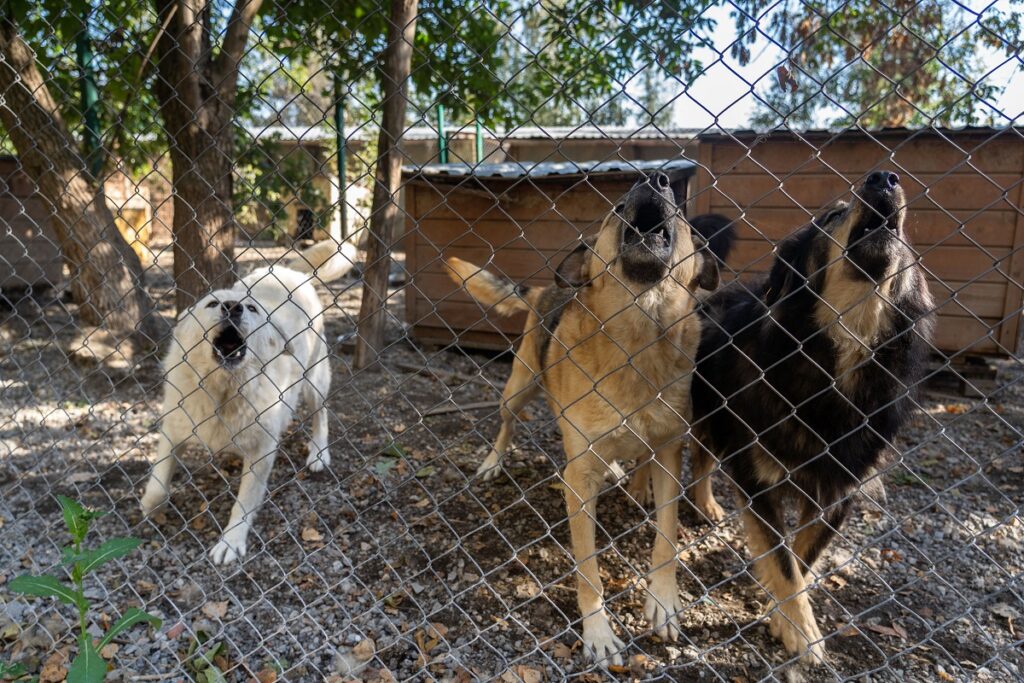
[475, 448, 503, 481]
[644, 583, 683, 640]
[695, 495, 726, 523]
[769, 611, 826, 665]
[581, 613, 626, 666]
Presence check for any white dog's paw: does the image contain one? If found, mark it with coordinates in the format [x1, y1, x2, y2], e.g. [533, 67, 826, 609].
[475, 449, 502, 481]
[306, 447, 330, 473]
[581, 613, 626, 666]
[209, 530, 249, 565]
[140, 487, 169, 517]
[644, 581, 684, 641]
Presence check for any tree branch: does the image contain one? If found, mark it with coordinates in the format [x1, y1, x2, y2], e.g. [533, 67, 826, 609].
[214, 0, 263, 95]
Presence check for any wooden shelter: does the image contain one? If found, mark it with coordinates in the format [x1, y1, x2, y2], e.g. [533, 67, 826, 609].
[402, 159, 696, 349]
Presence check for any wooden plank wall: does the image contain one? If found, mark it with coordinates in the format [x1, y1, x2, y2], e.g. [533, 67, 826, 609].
[690, 130, 1024, 355]
[405, 177, 637, 349]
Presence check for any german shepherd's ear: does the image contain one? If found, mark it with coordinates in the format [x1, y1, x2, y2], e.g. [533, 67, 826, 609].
[690, 233, 720, 291]
[555, 237, 595, 288]
[765, 228, 810, 306]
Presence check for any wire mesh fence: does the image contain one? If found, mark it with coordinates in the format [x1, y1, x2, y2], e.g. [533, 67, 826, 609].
[0, 1, 1022, 681]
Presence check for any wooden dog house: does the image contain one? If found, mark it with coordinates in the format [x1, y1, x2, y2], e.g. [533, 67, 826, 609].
[402, 159, 696, 350]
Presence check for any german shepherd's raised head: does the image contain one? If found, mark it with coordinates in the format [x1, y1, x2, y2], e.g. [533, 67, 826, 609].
[446, 175, 725, 665]
[691, 171, 935, 666]
[556, 171, 719, 298]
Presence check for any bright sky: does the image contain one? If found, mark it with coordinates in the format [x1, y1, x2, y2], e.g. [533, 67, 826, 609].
[669, 2, 1024, 130]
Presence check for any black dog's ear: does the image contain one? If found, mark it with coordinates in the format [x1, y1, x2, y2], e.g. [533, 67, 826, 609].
[689, 233, 720, 291]
[764, 231, 807, 306]
[555, 238, 595, 288]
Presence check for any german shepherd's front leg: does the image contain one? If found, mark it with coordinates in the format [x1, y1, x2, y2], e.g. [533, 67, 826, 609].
[563, 434, 626, 665]
[742, 491, 826, 664]
[644, 444, 683, 640]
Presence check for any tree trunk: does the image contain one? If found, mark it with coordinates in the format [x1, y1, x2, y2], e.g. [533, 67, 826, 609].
[163, 125, 238, 312]
[151, 0, 262, 312]
[0, 18, 168, 347]
[353, 0, 419, 369]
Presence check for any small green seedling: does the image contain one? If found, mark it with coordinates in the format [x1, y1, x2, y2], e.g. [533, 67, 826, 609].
[185, 630, 228, 683]
[0, 660, 36, 682]
[8, 496, 161, 683]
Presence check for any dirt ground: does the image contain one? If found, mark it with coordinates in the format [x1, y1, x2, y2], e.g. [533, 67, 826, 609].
[1, 244, 1022, 682]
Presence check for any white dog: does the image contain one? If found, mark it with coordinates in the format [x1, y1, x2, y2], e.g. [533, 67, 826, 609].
[140, 237, 359, 563]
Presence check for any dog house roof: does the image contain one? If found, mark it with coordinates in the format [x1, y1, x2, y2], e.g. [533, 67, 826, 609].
[402, 158, 696, 182]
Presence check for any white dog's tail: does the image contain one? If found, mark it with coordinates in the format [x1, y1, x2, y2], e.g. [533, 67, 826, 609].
[285, 230, 366, 284]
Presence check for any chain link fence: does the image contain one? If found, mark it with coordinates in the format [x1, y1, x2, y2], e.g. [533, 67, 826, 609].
[0, 1, 1022, 681]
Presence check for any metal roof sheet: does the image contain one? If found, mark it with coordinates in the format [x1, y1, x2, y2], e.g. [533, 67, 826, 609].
[403, 157, 696, 180]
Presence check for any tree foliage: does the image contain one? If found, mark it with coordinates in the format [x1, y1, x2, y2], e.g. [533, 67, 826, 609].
[738, 0, 1024, 129]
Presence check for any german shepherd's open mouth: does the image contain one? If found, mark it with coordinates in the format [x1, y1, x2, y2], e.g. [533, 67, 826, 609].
[213, 323, 247, 366]
[851, 170, 904, 238]
[619, 174, 677, 283]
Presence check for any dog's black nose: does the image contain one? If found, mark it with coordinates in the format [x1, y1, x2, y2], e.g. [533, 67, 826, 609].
[222, 300, 243, 318]
[651, 172, 670, 190]
[867, 171, 900, 190]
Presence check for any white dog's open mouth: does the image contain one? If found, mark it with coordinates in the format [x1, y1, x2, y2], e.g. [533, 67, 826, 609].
[213, 324, 247, 365]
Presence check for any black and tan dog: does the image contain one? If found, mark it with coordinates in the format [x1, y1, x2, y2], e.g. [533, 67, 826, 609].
[446, 174, 720, 664]
[691, 171, 934, 663]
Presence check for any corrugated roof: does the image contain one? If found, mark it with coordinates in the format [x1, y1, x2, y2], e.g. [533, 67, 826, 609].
[403, 157, 696, 180]
[243, 124, 701, 143]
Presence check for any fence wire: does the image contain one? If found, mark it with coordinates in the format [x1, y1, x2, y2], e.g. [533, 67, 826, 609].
[0, 1, 1022, 682]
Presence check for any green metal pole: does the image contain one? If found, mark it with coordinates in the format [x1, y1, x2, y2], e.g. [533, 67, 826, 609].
[335, 73, 348, 240]
[436, 104, 447, 164]
[76, 12, 101, 177]
[475, 120, 483, 163]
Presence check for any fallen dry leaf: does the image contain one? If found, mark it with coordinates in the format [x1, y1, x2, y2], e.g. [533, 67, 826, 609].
[515, 665, 543, 683]
[866, 623, 906, 639]
[352, 637, 376, 661]
[301, 527, 323, 543]
[824, 574, 848, 590]
[100, 642, 119, 659]
[202, 600, 229, 619]
[39, 647, 68, 683]
[166, 622, 186, 639]
[515, 580, 540, 599]
[937, 671, 954, 682]
[551, 642, 572, 661]
[254, 667, 278, 683]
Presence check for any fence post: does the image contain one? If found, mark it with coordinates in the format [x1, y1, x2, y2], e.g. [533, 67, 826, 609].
[76, 12, 101, 177]
[437, 103, 447, 163]
[475, 119, 483, 163]
[335, 72, 348, 240]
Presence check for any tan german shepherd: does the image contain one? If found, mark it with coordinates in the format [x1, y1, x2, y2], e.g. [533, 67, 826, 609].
[445, 173, 720, 665]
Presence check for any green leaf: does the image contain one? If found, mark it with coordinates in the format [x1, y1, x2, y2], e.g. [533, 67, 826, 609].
[77, 538, 141, 575]
[98, 608, 161, 649]
[0, 661, 27, 678]
[67, 636, 105, 683]
[8, 575, 85, 610]
[380, 441, 407, 459]
[196, 642, 224, 669]
[372, 457, 398, 476]
[58, 496, 88, 544]
[200, 667, 227, 683]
